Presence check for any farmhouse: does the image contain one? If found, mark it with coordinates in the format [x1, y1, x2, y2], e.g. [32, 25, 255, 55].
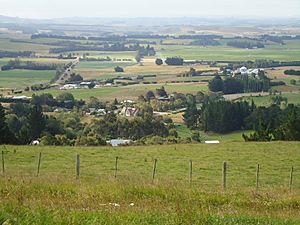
[120, 107, 140, 117]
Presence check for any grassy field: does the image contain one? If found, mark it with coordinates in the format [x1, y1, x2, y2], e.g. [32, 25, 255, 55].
[0, 70, 56, 88]
[1, 142, 300, 224]
[240, 92, 300, 107]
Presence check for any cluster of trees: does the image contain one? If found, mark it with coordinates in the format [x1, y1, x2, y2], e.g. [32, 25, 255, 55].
[0, 98, 179, 145]
[164, 57, 184, 66]
[67, 73, 83, 82]
[209, 75, 270, 94]
[181, 93, 300, 141]
[135, 45, 156, 63]
[260, 35, 284, 44]
[181, 68, 217, 77]
[0, 51, 33, 58]
[1, 59, 59, 71]
[243, 104, 300, 141]
[183, 100, 252, 133]
[139, 87, 223, 112]
[284, 69, 300, 76]
[227, 40, 265, 49]
[0, 103, 65, 145]
[190, 38, 220, 46]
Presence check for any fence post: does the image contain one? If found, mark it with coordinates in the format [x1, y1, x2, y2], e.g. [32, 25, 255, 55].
[37, 152, 42, 177]
[76, 154, 80, 179]
[114, 156, 119, 178]
[152, 159, 157, 183]
[256, 164, 260, 192]
[189, 160, 193, 184]
[222, 161, 227, 190]
[1, 151, 4, 173]
[289, 166, 294, 192]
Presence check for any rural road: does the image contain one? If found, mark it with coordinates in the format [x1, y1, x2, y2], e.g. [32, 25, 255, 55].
[55, 57, 80, 85]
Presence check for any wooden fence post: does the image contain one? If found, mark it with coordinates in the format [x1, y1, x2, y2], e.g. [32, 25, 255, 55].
[37, 152, 42, 177]
[289, 166, 294, 192]
[114, 156, 119, 178]
[222, 161, 227, 190]
[189, 160, 193, 184]
[152, 159, 157, 183]
[256, 164, 260, 192]
[76, 154, 80, 179]
[1, 151, 4, 173]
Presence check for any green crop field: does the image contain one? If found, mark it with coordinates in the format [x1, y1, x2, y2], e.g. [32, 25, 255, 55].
[0, 142, 300, 224]
[157, 40, 300, 61]
[0, 70, 56, 88]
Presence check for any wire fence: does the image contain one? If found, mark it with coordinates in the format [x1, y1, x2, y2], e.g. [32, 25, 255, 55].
[1, 149, 298, 191]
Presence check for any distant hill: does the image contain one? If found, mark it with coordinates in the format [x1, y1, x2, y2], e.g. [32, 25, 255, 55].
[0, 15, 300, 27]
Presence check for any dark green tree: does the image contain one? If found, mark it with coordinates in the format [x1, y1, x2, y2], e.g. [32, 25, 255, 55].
[208, 75, 224, 92]
[155, 58, 163, 65]
[28, 104, 45, 140]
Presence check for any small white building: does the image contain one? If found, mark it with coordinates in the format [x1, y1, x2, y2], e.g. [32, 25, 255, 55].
[107, 139, 132, 147]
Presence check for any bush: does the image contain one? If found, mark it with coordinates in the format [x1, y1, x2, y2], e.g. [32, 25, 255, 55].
[114, 66, 124, 72]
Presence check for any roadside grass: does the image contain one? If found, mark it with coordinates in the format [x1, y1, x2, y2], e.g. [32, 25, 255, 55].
[1, 142, 300, 224]
[0, 70, 56, 88]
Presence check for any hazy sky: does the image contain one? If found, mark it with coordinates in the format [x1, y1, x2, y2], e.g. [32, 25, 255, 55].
[0, 0, 299, 19]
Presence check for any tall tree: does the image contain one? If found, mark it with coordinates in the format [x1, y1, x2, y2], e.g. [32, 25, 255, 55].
[183, 102, 200, 129]
[28, 104, 45, 140]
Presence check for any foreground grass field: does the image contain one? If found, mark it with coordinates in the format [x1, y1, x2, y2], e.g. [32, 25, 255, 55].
[1, 142, 300, 224]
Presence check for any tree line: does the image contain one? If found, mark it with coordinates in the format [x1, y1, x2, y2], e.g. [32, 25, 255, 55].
[49, 43, 156, 54]
[284, 70, 300, 76]
[0, 51, 33, 58]
[1, 59, 60, 71]
[227, 40, 265, 49]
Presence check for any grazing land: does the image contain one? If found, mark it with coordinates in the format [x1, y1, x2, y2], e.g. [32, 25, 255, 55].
[1, 142, 300, 224]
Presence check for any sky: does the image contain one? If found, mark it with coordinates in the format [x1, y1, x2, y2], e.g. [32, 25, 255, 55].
[0, 0, 299, 19]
